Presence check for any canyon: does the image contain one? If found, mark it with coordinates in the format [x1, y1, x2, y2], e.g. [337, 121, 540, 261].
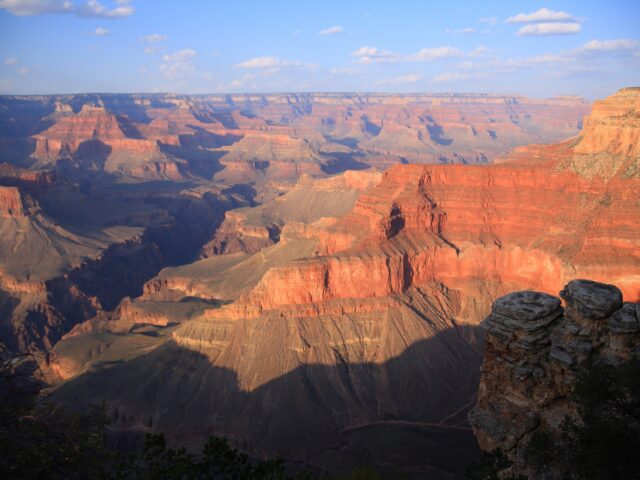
[0, 88, 638, 477]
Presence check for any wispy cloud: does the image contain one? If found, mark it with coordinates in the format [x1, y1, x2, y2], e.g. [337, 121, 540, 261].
[160, 48, 197, 79]
[318, 25, 344, 35]
[0, 0, 134, 18]
[478, 17, 498, 27]
[329, 66, 357, 75]
[93, 26, 109, 35]
[445, 27, 476, 34]
[517, 22, 581, 36]
[236, 56, 302, 69]
[507, 8, 574, 24]
[352, 45, 462, 64]
[432, 72, 488, 83]
[579, 38, 640, 53]
[412, 47, 463, 60]
[78, 0, 133, 18]
[141, 33, 166, 42]
[442, 37, 640, 82]
[351, 46, 396, 63]
[376, 74, 422, 86]
[4, 57, 18, 65]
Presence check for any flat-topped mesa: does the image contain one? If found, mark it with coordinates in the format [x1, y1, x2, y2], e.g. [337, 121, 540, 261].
[470, 279, 640, 479]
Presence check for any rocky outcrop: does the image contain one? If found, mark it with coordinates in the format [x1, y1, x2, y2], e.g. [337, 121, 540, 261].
[0, 163, 59, 187]
[0, 186, 40, 217]
[573, 87, 640, 158]
[199, 170, 381, 257]
[469, 279, 639, 479]
[560, 87, 640, 179]
[31, 104, 182, 179]
[200, 210, 277, 256]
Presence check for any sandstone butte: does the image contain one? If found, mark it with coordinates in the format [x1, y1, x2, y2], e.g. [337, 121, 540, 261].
[47, 88, 639, 477]
[470, 279, 639, 479]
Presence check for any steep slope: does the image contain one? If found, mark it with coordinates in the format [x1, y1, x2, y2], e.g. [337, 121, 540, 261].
[0, 163, 246, 352]
[558, 86, 640, 179]
[200, 170, 382, 256]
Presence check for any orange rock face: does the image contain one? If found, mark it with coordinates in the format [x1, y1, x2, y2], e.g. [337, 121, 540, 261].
[0, 186, 39, 217]
[41, 88, 637, 476]
[197, 89, 639, 328]
[574, 87, 640, 157]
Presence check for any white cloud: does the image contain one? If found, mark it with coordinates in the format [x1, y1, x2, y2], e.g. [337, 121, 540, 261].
[77, 0, 133, 18]
[141, 33, 166, 43]
[445, 27, 476, 34]
[17, 66, 30, 74]
[162, 49, 196, 62]
[4, 57, 18, 65]
[411, 46, 463, 60]
[432, 72, 488, 83]
[0, 0, 134, 18]
[517, 22, 581, 36]
[478, 17, 498, 26]
[0, 0, 72, 16]
[236, 56, 302, 69]
[93, 26, 108, 35]
[220, 67, 286, 91]
[352, 45, 461, 64]
[351, 45, 396, 62]
[580, 38, 640, 52]
[376, 74, 422, 86]
[160, 48, 197, 79]
[470, 46, 490, 57]
[318, 25, 344, 35]
[329, 66, 357, 75]
[507, 8, 574, 24]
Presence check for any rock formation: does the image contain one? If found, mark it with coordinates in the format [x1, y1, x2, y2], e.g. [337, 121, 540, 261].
[0, 88, 635, 476]
[0, 92, 590, 189]
[469, 279, 639, 478]
[559, 87, 640, 179]
[45, 88, 639, 477]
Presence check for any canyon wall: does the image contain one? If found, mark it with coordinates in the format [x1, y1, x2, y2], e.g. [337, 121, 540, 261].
[46, 88, 639, 476]
[0, 92, 590, 189]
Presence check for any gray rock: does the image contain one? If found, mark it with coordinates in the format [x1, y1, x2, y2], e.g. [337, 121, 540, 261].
[483, 291, 562, 338]
[549, 347, 574, 365]
[560, 279, 623, 319]
[608, 302, 640, 333]
[493, 291, 562, 322]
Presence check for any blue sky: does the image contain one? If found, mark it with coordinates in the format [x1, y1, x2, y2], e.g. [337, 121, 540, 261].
[0, 0, 639, 99]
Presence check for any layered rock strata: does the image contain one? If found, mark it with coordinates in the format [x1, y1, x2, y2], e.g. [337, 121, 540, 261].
[469, 279, 639, 478]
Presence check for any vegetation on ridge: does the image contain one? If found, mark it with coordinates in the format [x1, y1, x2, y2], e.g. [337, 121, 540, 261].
[466, 359, 640, 480]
